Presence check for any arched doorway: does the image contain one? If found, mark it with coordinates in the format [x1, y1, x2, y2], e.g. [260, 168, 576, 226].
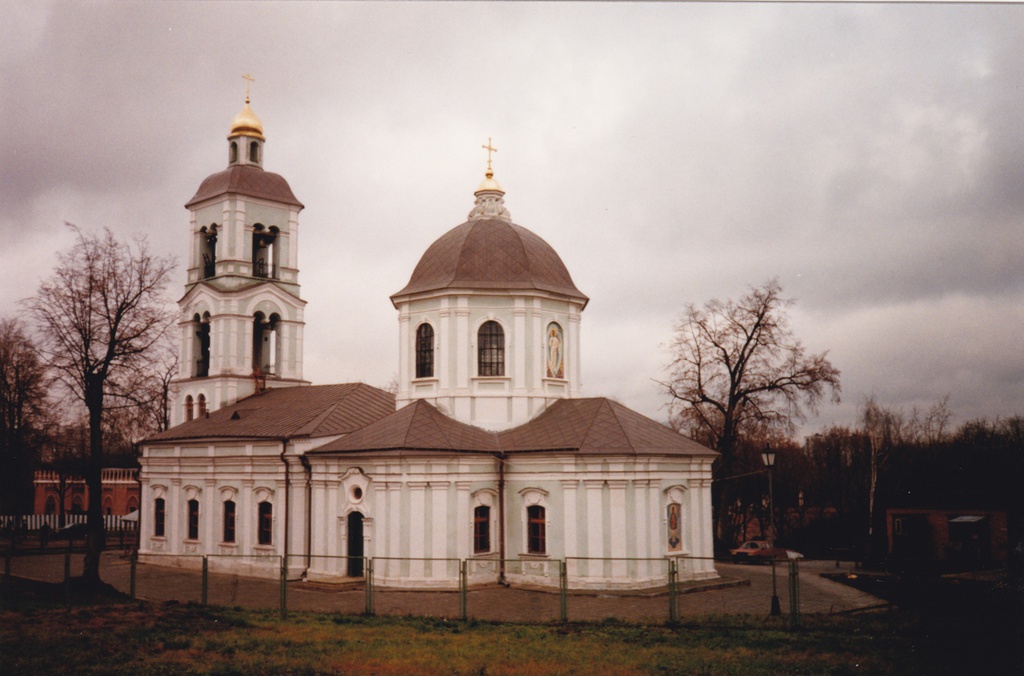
[347, 511, 364, 577]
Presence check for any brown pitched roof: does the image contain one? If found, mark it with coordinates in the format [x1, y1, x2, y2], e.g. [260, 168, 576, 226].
[185, 165, 303, 208]
[310, 399, 498, 454]
[500, 398, 717, 456]
[311, 398, 715, 458]
[145, 384, 395, 443]
[391, 219, 588, 306]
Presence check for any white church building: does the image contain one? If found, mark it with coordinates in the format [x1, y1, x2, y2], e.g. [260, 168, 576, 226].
[138, 95, 718, 589]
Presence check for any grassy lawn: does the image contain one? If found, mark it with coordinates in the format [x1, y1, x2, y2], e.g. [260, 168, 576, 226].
[0, 576, 1017, 675]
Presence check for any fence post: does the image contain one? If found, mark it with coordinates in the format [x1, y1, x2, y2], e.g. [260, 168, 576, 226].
[364, 558, 374, 616]
[280, 557, 288, 618]
[201, 556, 208, 606]
[559, 559, 568, 623]
[788, 559, 800, 628]
[64, 552, 71, 606]
[668, 558, 679, 624]
[459, 559, 468, 621]
[4, 548, 10, 579]
[129, 552, 137, 599]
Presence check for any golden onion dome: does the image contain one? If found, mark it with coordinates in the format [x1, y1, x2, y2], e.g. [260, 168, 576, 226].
[228, 101, 265, 141]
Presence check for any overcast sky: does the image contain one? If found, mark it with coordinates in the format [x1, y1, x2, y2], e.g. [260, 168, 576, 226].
[2, 2, 1021, 436]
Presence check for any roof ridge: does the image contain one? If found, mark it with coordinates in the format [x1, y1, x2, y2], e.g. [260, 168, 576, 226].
[280, 383, 358, 436]
[295, 398, 344, 437]
[573, 398, 604, 451]
[602, 398, 638, 455]
[401, 400, 438, 448]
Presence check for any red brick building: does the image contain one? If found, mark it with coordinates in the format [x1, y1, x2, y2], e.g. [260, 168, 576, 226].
[34, 469, 140, 517]
[887, 507, 1007, 567]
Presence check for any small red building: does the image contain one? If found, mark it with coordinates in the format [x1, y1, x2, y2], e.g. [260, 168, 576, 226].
[34, 469, 140, 517]
[887, 507, 1007, 567]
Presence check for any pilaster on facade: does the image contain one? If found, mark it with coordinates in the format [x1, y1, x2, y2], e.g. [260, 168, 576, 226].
[408, 482, 428, 578]
[583, 480, 605, 571]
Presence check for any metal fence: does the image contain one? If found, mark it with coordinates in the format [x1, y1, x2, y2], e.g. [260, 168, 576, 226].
[3, 549, 805, 626]
[0, 514, 136, 532]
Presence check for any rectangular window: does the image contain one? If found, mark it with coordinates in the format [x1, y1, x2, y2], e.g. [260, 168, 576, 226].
[187, 499, 200, 540]
[258, 501, 273, 545]
[527, 505, 546, 554]
[473, 505, 490, 554]
[223, 500, 236, 543]
[154, 498, 165, 537]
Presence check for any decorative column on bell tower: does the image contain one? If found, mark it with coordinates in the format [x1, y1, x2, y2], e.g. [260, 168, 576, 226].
[169, 76, 309, 427]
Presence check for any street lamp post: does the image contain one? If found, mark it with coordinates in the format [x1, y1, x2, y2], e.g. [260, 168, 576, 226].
[762, 444, 782, 616]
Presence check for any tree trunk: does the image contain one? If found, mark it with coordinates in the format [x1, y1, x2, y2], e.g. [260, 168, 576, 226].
[83, 378, 105, 586]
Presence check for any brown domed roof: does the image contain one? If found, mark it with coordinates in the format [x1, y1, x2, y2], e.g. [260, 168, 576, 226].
[185, 165, 303, 209]
[391, 219, 588, 305]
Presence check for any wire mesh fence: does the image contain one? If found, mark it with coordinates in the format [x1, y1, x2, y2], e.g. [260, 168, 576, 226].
[3, 548, 815, 625]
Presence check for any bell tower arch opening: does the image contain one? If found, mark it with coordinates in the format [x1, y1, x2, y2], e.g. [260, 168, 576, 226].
[193, 312, 211, 377]
[252, 311, 281, 377]
[252, 225, 279, 279]
[199, 225, 218, 279]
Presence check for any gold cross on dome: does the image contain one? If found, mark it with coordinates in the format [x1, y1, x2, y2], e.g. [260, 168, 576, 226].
[482, 137, 498, 172]
[242, 73, 255, 103]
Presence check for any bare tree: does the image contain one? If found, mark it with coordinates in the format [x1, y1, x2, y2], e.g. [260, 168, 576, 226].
[915, 394, 954, 445]
[859, 395, 905, 551]
[663, 279, 841, 454]
[661, 280, 840, 545]
[25, 224, 175, 585]
[0, 317, 50, 514]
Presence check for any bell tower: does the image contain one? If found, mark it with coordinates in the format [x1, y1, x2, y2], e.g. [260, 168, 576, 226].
[170, 79, 308, 427]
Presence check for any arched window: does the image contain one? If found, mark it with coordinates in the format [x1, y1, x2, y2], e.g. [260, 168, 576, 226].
[527, 505, 546, 554]
[103, 497, 113, 516]
[473, 505, 490, 554]
[127, 497, 138, 513]
[258, 501, 273, 545]
[45, 496, 57, 515]
[154, 498, 166, 537]
[187, 499, 200, 540]
[71, 495, 83, 514]
[478, 321, 504, 377]
[184, 395, 194, 422]
[229, 141, 238, 164]
[223, 500, 236, 543]
[249, 140, 260, 163]
[197, 394, 207, 417]
[415, 323, 434, 378]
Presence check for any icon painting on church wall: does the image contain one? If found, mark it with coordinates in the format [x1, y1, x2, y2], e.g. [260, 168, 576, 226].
[546, 322, 564, 379]
[667, 503, 682, 552]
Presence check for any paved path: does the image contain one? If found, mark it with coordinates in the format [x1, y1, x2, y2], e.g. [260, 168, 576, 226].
[6, 552, 883, 623]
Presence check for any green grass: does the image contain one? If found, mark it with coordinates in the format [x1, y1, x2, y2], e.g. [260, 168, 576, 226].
[0, 576, 1018, 674]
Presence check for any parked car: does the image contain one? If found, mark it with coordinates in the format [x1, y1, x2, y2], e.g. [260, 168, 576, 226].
[53, 522, 89, 541]
[728, 540, 803, 563]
